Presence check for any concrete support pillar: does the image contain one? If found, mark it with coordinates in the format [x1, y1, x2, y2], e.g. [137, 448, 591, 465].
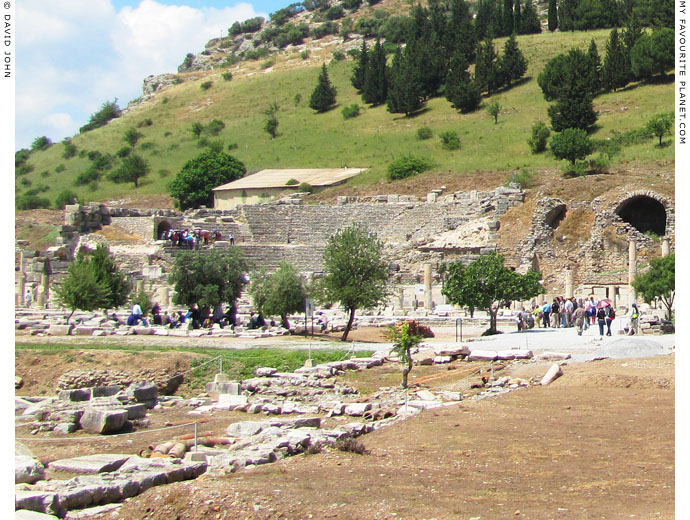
[37, 274, 49, 309]
[628, 241, 637, 306]
[564, 269, 574, 299]
[423, 263, 433, 310]
[17, 272, 26, 307]
[161, 286, 170, 308]
[661, 237, 670, 257]
[398, 288, 405, 311]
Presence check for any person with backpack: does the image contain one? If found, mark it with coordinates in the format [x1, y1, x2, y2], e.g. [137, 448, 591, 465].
[596, 306, 607, 337]
[541, 301, 551, 328]
[551, 298, 561, 328]
[604, 305, 615, 336]
[628, 303, 639, 335]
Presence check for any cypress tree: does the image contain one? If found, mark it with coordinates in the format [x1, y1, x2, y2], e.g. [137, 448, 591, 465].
[547, 91, 597, 131]
[448, 0, 477, 63]
[601, 28, 630, 92]
[558, 0, 578, 31]
[445, 53, 482, 113]
[362, 39, 388, 105]
[309, 63, 337, 112]
[386, 47, 424, 116]
[586, 38, 602, 93]
[548, 0, 558, 32]
[351, 39, 368, 92]
[502, 0, 514, 36]
[500, 34, 527, 87]
[475, 38, 502, 94]
[475, 0, 492, 39]
[513, 0, 521, 35]
[520, 0, 541, 34]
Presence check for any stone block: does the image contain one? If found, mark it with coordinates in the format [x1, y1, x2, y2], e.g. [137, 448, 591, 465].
[538, 352, 571, 361]
[58, 389, 91, 402]
[434, 356, 453, 364]
[91, 386, 120, 398]
[49, 454, 131, 475]
[132, 327, 153, 335]
[15, 491, 63, 517]
[435, 346, 470, 357]
[73, 327, 95, 336]
[217, 394, 248, 409]
[496, 351, 516, 360]
[125, 382, 158, 402]
[254, 367, 277, 377]
[344, 403, 372, 416]
[15, 510, 60, 519]
[15, 456, 45, 484]
[124, 403, 147, 420]
[54, 423, 78, 435]
[48, 325, 73, 336]
[415, 390, 437, 401]
[227, 421, 264, 437]
[467, 350, 498, 361]
[79, 408, 128, 434]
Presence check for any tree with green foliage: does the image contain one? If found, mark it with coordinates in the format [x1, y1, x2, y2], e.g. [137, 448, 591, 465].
[631, 28, 674, 80]
[645, 112, 673, 147]
[386, 47, 424, 116]
[318, 225, 390, 341]
[519, 0, 541, 34]
[190, 122, 204, 138]
[486, 100, 502, 123]
[550, 128, 593, 164]
[108, 153, 150, 187]
[513, 0, 521, 34]
[351, 39, 369, 92]
[548, 91, 597, 132]
[169, 150, 246, 210]
[54, 190, 80, 209]
[474, 38, 502, 94]
[558, 0, 578, 31]
[445, 54, 482, 113]
[89, 244, 131, 310]
[54, 255, 110, 323]
[168, 248, 249, 318]
[62, 139, 77, 159]
[500, 34, 527, 87]
[632, 254, 674, 320]
[586, 39, 602, 93]
[446, 0, 476, 63]
[502, 0, 513, 36]
[538, 48, 599, 101]
[548, 0, 558, 31]
[123, 128, 144, 147]
[362, 39, 388, 105]
[442, 252, 542, 335]
[251, 262, 308, 329]
[601, 28, 630, 92]
[263, 102, 280, 138]
[31, 136, 52, 152]
[528, 121, 551, 153]
[80, 99, 121, 133]
[309, 64, 338, 113]
[385, 321, 424, 388]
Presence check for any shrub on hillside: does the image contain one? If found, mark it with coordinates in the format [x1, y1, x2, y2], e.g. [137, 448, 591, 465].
[55, 190, 80, 209]
[206, 119, 226, 136]
[31, 136, 52, 152]
[298, 182, 314, 193]
[342, 104, 360, 119]
[17, 193, 51, 210]
[387, 155, 434, 180]
[439, 130, 461, 150]
[528, 122, 551, 153]
[80, 99, 121, 133]
[508, 167, 537, 188]
[200, 81, 213, 91]
[55, 164, 66, 173]
[416, 126, 433, 140]
[222, 72, 233, 81]
[332, 50, 346, 61]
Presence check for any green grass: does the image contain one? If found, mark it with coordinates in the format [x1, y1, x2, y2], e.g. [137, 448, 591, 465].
[17, 28, 674, 205]
[15, 343, 373, 391]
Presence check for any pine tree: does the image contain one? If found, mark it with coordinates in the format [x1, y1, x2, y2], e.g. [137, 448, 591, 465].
[500, 34, 527, 87]
[362, 39, 388, 105]
[548, 0, 558, 32]
[445, 53, 482, 113]
[558, 0, 577, 31]
[621, 12, 643, 78]
[447, 0, 477, 63]
[502, 0, 514, 36]
[386, 47, 424, 116]
[586, 38, 602, 94]
[475, 38, 502, 94]
[547, 91, 597, 131]
[351, 39, 368, 92]
[601, 28, 630, 92]
[89, 244, 131, 309]
[309, 63, 337, 112]
[513, 0, 521, 34]
[520, 0, 541, 34]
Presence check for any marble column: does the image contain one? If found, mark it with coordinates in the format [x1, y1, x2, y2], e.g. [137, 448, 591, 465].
[423, 263, 432, 310]
[564, 269, 574, 299]
[17, 272, 26, 307]
[661, 237, 670, 257]
[628, 241, 637, 306]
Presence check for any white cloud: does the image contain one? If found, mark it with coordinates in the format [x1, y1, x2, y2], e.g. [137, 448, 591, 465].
[15, 1, 261, 149]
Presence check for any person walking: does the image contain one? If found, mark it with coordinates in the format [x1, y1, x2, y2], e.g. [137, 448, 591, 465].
[542, 301, 551, 328]
[596, 306, 607, 337]
[24, 288, 33, 308]
[551, 298, 561, 328]
[604, 305, 615, 336]
[628, 303, 640, 335]
[564, 297, 574, 327]
[573, 305, 587, 336]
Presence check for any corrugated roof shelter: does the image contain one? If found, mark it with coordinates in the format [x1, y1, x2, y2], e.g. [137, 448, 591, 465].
[212, 168, 366, 209]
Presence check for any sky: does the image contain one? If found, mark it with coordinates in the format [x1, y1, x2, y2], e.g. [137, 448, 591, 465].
[13, 0, 290, 150]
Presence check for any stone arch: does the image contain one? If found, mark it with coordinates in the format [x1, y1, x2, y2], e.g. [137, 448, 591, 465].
[614, 192, 669, 237]
[156, 220, 172, 240]
[544, 204, 567, 230]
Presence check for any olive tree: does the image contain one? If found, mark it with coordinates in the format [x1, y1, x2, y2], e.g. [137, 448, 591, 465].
[632, 253, 674, 320]
[249, 262, 307, 329]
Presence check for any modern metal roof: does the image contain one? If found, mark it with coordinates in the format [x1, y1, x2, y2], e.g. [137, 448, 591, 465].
[212, 168, 366, 191]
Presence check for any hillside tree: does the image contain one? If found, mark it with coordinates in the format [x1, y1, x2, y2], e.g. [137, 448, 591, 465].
[601, 28, 630, 92]
[309, 64, 338, 112]
[445, 53, 482, 113]
[54, 255, 110, 323]
[500, 34, 528, 87]
[645, 112, 673, 147]
[549, 128, 593, 164]
[474, 38, 502, 94]
[362, 39, 388, 105]
[386, 46, 424, 116]
[351, 39, 369, 92]
[261, 262, 308, 329]
[318, 225, 390, 341]
[519, 0, 541, 34]
[108, 153, 150, 187]
[548, 0, 558, 31]
[89, 244, 131, 310]
[630, 28, 674, 80]
[169, 149, 246, 210]
[442, 251, 543, 335]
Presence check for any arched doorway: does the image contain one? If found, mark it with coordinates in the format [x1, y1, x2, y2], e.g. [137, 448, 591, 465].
[615, 195, 666, 236]
[544, 204, 567, 230]
[156, 220, 172, 240]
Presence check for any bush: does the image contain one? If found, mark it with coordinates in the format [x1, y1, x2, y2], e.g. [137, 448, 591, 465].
[342, 0, 362, 9]
[17, 193, 51, 210]
[206, 119, 226, 136]
[138, 118, 153, 127]
[550, 128, 593, 165]
[294, 93, 302, 106]
[311, 21, 338, 39]
[591, 138, 622, 158]
[332, 50, 346, 61]
[298, 182, 314, 193]
[222, 72, 233, 81]
[200, 81, 213, 90]
[508, 167, 537, 188]
[326, 4, 344, 20]
[285, 178, 299, 185]
[20, 177, 31, 187]
[15, 148, 31, 166]
[300, 50, 310, 60]
[262, 60, 274, 69]
[55, 190, 80, 209]
[116, 146, 132, 158]
[55, 164, 66, 173]
[74, 167, 101, 186]
[416, 126, 433, 140]
[40, 170, 50, 178]
[561, 160, 588, 177]
[528, 122, 551, 153]
[139, 142, 156, 151]
[80, 99, 121, 133]
[62, 140, 77, 159]
[342, 104, 361, 119]
[387, 155, 434, 180]
[335, 438, 370, 454]
[588, 153, 611, 174]
[439, 130, 461, 150]
[31, 136, 52, 152]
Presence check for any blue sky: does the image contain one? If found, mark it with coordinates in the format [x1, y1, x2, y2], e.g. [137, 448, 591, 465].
[14, 0, 289, 150]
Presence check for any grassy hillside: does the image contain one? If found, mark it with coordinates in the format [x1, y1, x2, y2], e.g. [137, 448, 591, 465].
[17, 28, 674, 207]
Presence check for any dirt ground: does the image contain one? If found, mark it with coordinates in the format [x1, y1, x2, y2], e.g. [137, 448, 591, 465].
[15, 334, 674, 520]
